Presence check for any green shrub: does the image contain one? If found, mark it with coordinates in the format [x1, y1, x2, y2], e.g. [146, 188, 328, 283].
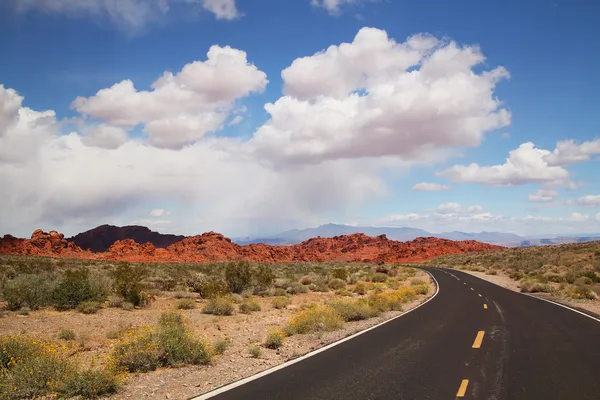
[312, 282, 329, 292]
[202, 297, 235, 315]
[176, 299, 196, 310]
[412, 284, 430, 295]
[335, 288, 353, 297]
[2, 274, 53, 311]
[353, 282, 367, 295]
[410, 278, 426, 286]
[271, 296, 292, 309]
[239, 299, 261, 314]
[286, 282, 309, 294]
[370, 273, 388, 283]
[111, 328, 159, 372]
[122, 302, 134, 311]
[213, 338, 232, 355]
[53, 269, 101, 311]
[188, 274, 229, 298]
[263, 329, 284, 349]
[328, 278, 346, 290]
[330, 268, 348, 281]
[328, 299, 379, 322]
[77, 301, 101, 314]
[520, 280, 552, 293]
[112, 263, 149, 307]
[252, 264, 274, 292]
[271, 288, 287, 296]
[574, 277, 593, 286]
[565, 285, 598, 300]
[248, 345, 262, 358]
[58, 368, 121, 398]
[107, 295, 125, 308]
[285, 305, 344, 335]
[225, 261, 252, 294]
[58, 329, 76, 341]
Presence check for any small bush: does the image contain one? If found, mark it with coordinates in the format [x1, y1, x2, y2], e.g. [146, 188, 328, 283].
[328, 299, 379, 322]
[107, 295, 125, 308]
[252, 264, 274, 292]
[565, 285, 598, 300]
[299, 275, 314, 285]
[122, 301, 134, 311]
[286, 282, 309, 294]
[574, 277, 593, 286]
[231, 293, 244, 303]
[328, 278, 346, 290]
[58, 329, 76, 341]
[353, 282, 367, 295]
[53, 269, 100, 311]
[410, 278, 426, 286]
[367, 287, 418, 312]
[520, 280, 552, 293]
[213, 338, 232, 355]
[112, 263, 149, 307]
[202, 296, 235, 316]
[176, 299, 197, 310]
[58, 368, 121, 399]
[370, 273, 388, 283]
[173, 291, 196, 299]
[330, 268, 348, 281]
[111, 329, 159, 372]
[225, 261, 252, 294]
[335, 288, 353, 297]
[271, 296, 292, 310]
[285, 305, 344, 335]
[77, 300, 101, 314]
[263, 329, 284, 349]
[188, 274, 230, 298]
[1, 274, 53, 311]
[312, 282, 330, 292]
[248, 345, 262, 358]
[239, 299, 261, 314]
[271, 288, 287, 296]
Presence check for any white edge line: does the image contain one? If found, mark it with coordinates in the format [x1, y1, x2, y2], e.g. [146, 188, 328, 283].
[190, 271, 440, 400]
[440, 267, 600, 324]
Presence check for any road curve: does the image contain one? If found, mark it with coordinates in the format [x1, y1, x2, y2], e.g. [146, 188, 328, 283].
[193, 267, 600, 400]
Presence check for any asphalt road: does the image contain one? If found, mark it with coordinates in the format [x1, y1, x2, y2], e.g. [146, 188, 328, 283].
[196, 267, 600, 400]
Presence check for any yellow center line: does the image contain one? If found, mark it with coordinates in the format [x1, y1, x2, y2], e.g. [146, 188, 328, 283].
[478, 294, 482, 297]
[483, 304, 488, 309]
[472, 331, 485, 348]
[456, 379, 469, 397]
[470, 288, 474, 291]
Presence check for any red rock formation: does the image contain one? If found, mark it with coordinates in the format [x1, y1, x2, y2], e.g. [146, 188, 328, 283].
[68, 224, 186, 252]
[0, 229, 502, 263]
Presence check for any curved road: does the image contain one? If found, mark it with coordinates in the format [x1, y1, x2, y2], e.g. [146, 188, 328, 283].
[194, 267, 600, 400]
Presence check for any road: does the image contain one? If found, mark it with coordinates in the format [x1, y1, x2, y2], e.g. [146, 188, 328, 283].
[195, 267, 600, 400]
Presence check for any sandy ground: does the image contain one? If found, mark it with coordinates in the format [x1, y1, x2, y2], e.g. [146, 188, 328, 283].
[460, 270, 600, 317]
[0, 272, 434, 400]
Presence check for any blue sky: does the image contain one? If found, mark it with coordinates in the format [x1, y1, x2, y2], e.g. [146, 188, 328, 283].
[1, 0, 599, 238]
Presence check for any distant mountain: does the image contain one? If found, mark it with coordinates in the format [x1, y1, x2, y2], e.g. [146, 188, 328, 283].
[68, 224, 186, 252]
[233, 224, 600, 247]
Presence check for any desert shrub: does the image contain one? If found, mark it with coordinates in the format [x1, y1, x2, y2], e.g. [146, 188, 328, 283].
[112, 263, 149, 307]
[546, 274, 565, 283]
[213, 338, 232, 355]
[176, 299, 196, 310]
[271, 296, 292, 309]
[58, 368, 121, 399]
[312, 282, 330, 292]
[2, 274, 54, 311]
[188, 274, 229, 298]
[353, 282, 367, 295]
[271, 288, 287, 296]
[285, 305, 344, 335]
[328, 278, 346, 290]
[107, 295, 125, 308]
[225, 261, 252, 294]
[583, 271, 599, 283]
[77, 301, 101, 314]
[487, 269, 498, 275]
[231, 293, 244, 303]
[252, 264, 274, 292]
[239, 299, 261, 314]
[370, 273, 388, 283]
[565, 285, 598, 300]
[335, 288, 353, 297]
[58, 329, 76, 341]
[299, 275, 314, 285]
[410, 278, 426, 286]
[412, 284, 430, 295]
[367, 287, 418, 312]
[574, 277, 593, 286]
[286, 282, 309, 294]
[122, 302, 134, 311]
[202, 296, 234, 316]
[263, 329, 284, 349]
[330, 268, 348, 281]
[53, 269, 100, 311]
[248, 345, 262, 358]
[328, 299, 379, 322]
[111, 328, 159, 372]
[520, 280, 552, 293]
[173, 291, 196, 299]
[565, 272, 580, 284]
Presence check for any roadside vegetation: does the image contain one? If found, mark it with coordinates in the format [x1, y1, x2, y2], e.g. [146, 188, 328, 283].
[0, 255, 432, 398]
[423, 241, 600, 301]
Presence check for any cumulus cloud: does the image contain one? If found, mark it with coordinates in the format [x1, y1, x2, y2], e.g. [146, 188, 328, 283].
[544, 138, 600, 166]
[528, 189, 558, 202]
[577, 194, 600, 207]
[149, 209, 167, 217]
[13, 0, 240, 33]
[412, 182, 451, 191]
[311, 0, 368, 15]
[81, 124, 128, 149]
[248, 27, 510, 166]
[439, 142, 571, 187]
[73, 45, 267, 148]
[434, 203, 483, 214]
[228, 115, 244, 126]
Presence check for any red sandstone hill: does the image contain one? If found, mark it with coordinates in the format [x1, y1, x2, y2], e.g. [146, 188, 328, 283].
[0, 229, 502, 263]
[68, 224, 186, 252]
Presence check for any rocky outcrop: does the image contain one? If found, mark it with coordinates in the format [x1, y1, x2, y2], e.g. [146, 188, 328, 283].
[68, 224, 186, 252]
[0, 229, 502, 263]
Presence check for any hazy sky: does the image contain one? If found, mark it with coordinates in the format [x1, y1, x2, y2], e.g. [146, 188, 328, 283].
[1, 0, 599, 238]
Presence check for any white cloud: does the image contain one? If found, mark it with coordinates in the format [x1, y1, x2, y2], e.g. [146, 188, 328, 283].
[201, 0, 240, 20]
[311, 0, 368, 15]
[544, 138, 600, 166]
[412, 182, 451, 191]
[72, 45, 267, 148]
[433, 203, 483, 214]
[149, 209, 166, 217]
[81, 124, 128, 149]
[248, 27, 510, 167]
[439, 142, 571, 187]
[577, 194, 600, 207]
[386, 213, 423, 222]
[13, 0, 240, 33]
[528, 189, 558, 202]
[228, 115, 244, 126]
